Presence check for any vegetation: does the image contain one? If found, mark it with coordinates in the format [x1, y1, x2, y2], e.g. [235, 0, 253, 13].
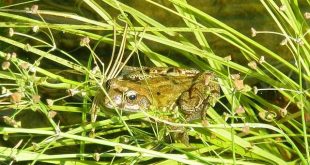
[0, 0, 309, 164]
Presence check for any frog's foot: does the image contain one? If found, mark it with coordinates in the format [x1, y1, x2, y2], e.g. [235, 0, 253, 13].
[169, 126, 189, 145]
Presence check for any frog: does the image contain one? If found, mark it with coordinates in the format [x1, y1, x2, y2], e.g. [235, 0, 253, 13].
[104, 66, 220, 122]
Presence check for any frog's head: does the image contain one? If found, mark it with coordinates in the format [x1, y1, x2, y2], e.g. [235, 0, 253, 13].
[104, 79, 151, 112]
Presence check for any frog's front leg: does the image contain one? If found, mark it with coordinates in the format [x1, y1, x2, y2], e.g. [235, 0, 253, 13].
[178, 72, 220, 121]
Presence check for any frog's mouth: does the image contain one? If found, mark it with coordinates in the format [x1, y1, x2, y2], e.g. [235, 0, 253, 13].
[104, 102, 141, 112]
[104, 95, 150, 112]
[121, 104, 141, 112]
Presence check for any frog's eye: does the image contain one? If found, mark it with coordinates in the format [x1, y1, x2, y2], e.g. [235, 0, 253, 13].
[125, 90, 137, 101]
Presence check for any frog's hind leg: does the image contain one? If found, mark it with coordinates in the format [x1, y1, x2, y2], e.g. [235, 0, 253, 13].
[178, 83, 206, 121]
[178, 71, 220, 121]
